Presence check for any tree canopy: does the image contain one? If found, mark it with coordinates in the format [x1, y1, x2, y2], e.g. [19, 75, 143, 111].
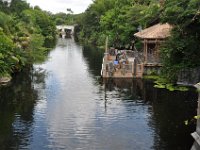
[77, 0, 162, 47]
[76, 0, 200, 81]
[0, 0, 56, 77]
[160, 0, 200, 81]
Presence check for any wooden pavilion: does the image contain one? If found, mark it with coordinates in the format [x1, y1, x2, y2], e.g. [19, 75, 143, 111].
[134, 23, 172, 77]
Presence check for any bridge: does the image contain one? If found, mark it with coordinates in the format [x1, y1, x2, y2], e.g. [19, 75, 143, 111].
[56, 25, 74, 38]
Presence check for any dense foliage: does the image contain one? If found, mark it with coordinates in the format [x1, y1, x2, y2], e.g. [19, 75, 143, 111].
[52, 12, 80, 25]
[77, 0, 200, 81]
[0, 0, 56, 77]
[77, 0, 161, 47]
[160, 0, 200, 82]
[0, 0, 199, 82]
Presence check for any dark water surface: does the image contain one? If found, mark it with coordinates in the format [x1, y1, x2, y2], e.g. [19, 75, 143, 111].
[0, 38, 198, 150]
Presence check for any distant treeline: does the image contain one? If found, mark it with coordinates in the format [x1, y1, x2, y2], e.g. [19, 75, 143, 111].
[75, 0, 200, 82]
[0, 0, 57, 78]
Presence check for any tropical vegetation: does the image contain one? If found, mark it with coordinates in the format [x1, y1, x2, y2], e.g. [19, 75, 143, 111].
[0, 0, 199, 83]
[0, 0, 56, 78]
[76, 0, 200, 82]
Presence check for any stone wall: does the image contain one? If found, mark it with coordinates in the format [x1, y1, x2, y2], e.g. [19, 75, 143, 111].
[143, 66, 162, 75]
[191, 83, 200, 150]
[177, 67, 200, 86]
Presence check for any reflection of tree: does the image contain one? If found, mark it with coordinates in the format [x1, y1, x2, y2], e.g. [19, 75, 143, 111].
[82, 45, 104, 77]
[103, 78, 198, 150]
[103, 78, 143, 100]
[0, 67, 46, 149]
[103, 78, 131, 91]
[142, 80, 197, 150]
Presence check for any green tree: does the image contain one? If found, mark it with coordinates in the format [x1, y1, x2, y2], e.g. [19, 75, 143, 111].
[0, 0, 57, 78]
[78, 0, 115, 44]
[0, 11, 12, 34]
[10, 0, 30, 14]
[0, 0, 10, 13]
[0, 28, 25, 76]
[160, 0, 200, 82]
[33, 9, 56, 46]
[77, 0, 161, 47]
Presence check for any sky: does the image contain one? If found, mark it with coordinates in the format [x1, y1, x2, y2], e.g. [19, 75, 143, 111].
[26, 0, 93, 14]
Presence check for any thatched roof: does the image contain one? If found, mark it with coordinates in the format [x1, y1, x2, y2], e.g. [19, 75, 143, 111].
[134, 23, 172, 39]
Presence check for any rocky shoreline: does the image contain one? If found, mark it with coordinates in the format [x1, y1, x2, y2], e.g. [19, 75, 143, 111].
[0, 77, 11, 84]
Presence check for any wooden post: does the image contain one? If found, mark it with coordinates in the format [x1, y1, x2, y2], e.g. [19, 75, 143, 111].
[143, 40, 145, 63]
[132, 62, 134, 75]
[141, 63, 144, 76]
[144, 39, 148, 64]
[105, 36, 109, 53]
[156, 40, 160, 63]
[105, 36, 109, 61]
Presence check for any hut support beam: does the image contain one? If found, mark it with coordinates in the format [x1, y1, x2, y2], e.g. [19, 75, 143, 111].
[144, 40, 148, 64]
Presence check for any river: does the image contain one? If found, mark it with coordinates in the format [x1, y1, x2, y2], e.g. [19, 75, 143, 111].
[0, 38, 198, 150]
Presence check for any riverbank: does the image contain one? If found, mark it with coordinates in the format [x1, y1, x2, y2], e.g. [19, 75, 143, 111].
[0, 76, 11, 84]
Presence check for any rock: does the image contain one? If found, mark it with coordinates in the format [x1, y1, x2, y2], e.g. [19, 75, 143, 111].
[0, 76, 11, 84]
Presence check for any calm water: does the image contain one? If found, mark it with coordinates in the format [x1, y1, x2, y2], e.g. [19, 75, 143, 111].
[0, 38, 198, 150]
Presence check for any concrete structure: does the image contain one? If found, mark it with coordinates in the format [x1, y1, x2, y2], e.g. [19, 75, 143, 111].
[191, 83, 200, 150]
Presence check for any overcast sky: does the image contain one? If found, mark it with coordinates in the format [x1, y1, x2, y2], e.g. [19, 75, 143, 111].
[26, 0, 93, 14]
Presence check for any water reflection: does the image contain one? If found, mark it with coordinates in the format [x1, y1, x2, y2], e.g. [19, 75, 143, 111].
[83, 40, 198, 149]
[0, 38, 198, 150]
[103, 78, 197, 150]
[82, 45, 104, 77]
[0, 67, 45, 149]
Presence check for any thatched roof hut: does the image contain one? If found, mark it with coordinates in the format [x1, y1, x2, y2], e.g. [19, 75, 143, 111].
[134, 23, 172, 39]
[130, 23, 173, 77]
[134, 23, 172, 64]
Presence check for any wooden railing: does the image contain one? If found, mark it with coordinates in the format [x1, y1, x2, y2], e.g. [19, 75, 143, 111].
[146, 54, 161, 63]
[120, 64, 134, 75]
[136, 64, 144, 77]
